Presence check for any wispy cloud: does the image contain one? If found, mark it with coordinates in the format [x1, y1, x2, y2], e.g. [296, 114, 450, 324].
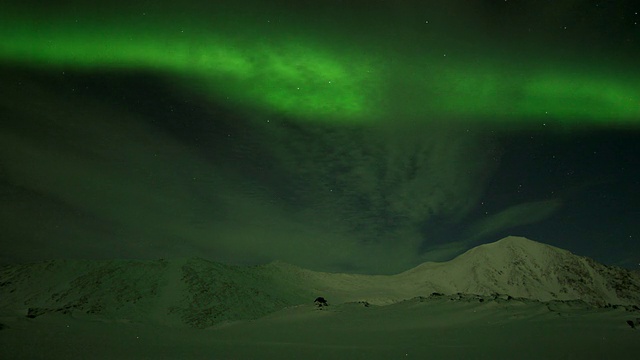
[0, 75, 501, 274]
[466, 199, 563, 242]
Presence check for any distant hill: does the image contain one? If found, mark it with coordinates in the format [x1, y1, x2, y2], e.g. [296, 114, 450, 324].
[1, 236, 639, 328]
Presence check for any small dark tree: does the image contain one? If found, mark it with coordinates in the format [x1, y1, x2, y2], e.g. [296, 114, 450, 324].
[314, 297, 328, 307]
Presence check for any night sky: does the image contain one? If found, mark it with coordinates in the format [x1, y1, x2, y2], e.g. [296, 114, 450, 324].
[1, 0, 639, 274]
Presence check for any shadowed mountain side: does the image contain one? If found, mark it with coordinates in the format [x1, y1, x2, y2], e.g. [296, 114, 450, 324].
[0, 258, 315, 328]
[1, 237, 639, 328]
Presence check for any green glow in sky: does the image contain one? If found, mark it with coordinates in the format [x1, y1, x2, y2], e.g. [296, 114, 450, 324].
[1, 9, 639, 125]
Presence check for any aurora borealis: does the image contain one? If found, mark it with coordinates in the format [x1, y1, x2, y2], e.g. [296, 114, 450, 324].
[2, 1, 640, 124]
[1, 0, 639, 273]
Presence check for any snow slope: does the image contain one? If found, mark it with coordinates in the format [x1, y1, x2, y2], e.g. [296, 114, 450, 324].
[289, 236, 640, 306]
[1, 294, 639, 359]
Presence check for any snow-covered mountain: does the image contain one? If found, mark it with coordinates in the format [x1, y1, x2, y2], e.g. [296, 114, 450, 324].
[1, 236, 638, 328]
[398, 236, 640, 305]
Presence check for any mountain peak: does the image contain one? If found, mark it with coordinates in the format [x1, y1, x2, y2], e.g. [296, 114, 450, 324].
[487, 236, 555, 250]
[468, 236, 571, 259]
[495, 235, 536, 245]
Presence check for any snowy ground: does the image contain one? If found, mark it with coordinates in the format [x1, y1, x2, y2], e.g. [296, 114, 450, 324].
[2, 295, 639, 359]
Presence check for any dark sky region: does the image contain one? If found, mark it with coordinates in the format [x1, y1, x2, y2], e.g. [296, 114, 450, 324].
[0, 0, 639, 274]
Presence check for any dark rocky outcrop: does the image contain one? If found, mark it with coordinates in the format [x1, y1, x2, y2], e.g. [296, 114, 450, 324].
[314, 297, 328, 307]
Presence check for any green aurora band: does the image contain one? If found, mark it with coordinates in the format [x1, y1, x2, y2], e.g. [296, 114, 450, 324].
[1, 9, 639, 126]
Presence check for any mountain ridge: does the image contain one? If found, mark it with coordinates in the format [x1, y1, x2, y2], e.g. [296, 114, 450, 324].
[1, 236, 639, 328]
